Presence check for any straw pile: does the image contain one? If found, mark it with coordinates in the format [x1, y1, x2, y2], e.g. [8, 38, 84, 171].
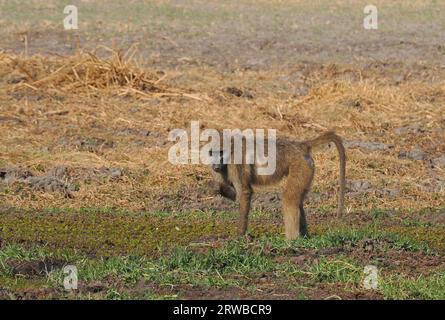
[0, 48, 203, 100]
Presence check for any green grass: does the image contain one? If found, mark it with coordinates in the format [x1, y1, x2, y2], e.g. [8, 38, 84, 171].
[0, 204, 443, 300]
[381, 272, 445, 300]
[257, 226, 434, 254]
[1, 218, 443, 300]
[306, 257, 362, 284]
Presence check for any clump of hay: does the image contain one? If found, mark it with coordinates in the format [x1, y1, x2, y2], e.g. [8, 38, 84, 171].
[0, 48, 205, 100]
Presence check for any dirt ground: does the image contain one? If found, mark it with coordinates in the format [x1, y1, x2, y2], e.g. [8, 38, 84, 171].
[0, 0, 444, 300]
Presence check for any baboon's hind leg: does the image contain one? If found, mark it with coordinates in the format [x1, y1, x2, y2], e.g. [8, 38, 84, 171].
[299, 202, 309, 237]
[283, 165, 313, 240]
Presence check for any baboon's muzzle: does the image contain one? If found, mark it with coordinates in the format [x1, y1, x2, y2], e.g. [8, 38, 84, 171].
[212, 164, 223, 172]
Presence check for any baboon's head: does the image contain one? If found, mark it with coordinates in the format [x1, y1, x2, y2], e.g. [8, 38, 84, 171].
[209, 149, 226, 173]
[206, 129, 234, 174]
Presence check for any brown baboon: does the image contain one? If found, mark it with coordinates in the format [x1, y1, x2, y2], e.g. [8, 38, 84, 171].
[209, 131, 346, 240]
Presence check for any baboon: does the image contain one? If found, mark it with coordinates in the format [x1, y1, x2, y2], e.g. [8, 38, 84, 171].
[209, 131, 346, 240]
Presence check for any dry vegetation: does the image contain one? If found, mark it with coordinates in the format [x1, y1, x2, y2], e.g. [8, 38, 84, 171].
[1, 50, 444, 213]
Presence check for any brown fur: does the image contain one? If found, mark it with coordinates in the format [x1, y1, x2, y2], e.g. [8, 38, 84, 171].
[210, 131, 346, 240]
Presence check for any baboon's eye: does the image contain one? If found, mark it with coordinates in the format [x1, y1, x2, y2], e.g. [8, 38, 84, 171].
[209, 150, 223, 157]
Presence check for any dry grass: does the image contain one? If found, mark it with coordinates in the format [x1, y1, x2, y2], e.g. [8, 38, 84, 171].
[0, 47, 207, 101]
[0, 50, 444, 214]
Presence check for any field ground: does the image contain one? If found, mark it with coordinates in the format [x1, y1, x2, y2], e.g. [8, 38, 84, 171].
[0, 0, 444, 299]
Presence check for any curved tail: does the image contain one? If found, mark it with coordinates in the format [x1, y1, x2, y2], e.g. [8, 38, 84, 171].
[304, 131, 346, 217]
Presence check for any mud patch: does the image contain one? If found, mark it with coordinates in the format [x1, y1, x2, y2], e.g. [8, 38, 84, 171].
[0, 115, 25, 124]
[349, 248, 445, 277]
[81, 167, 124, 181]
[0, 166, 34, 183]
[305, 283, 383, 300]
[225, 87, 254, 99]
[0, 287, 61, 300]
[270, 234, 444, 278]
[155, 182, 282, 214]
[432, 155, 445, 169]
[344, 140, 394, 152]
[0, 165, 126, 195]
[346, 180, 399, 198]
[5, 258, 66, 277]
[134, 280, 294, 300]
[399, 148, 427, 161]
[73, 137, 115, 154]
[0, 166, 72, 196]
[394, 125, 426, 135]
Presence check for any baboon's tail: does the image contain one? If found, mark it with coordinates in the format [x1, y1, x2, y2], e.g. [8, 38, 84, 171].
[303, 131, 346, 217]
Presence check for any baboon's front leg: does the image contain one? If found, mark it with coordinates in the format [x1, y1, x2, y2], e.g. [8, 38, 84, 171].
[234, 164, 253, 236]
[237, 188, 252, 236]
